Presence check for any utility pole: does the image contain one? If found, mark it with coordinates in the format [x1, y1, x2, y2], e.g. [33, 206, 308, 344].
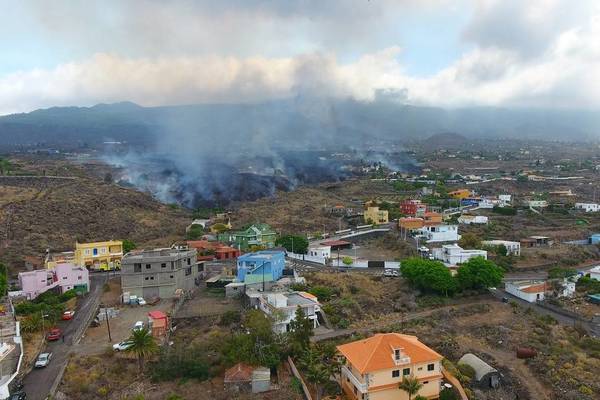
[104, 307, 112, 342]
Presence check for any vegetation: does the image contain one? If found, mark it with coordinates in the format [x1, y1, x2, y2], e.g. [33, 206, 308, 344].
[548, 267, 577, 279]
[0, 158, 12, 175]
[15, 289, 78, 331]
[492, 206, 517, 215]
[122, 239, 136, 254]
[288, 306, 314, 357]
[0, 263, 7, 297]
[298, 344, 342, 400]
[576, 276, 600, 294]
[401, 258, 457, 296]
[342, 256, 353, 266]
[186, 224, 205, 240]
[126, 328, 159, 373]
[276, 234, 309, 254]
[458, 232, 481, 249]
[151, 344, 211, 382]
[398, 375, 423, 400]
[192, 206, 224, 219]
[456, 257, 504, 290]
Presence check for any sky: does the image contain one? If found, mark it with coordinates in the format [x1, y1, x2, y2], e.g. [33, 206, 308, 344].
[0, 0, 599, 115]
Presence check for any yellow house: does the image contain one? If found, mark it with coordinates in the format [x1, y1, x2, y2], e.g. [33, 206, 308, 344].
[448, 189, 471, 200]
[364, 206, 389, 225]
[337, 333, 443, 400]
[74, 240, 123, 271]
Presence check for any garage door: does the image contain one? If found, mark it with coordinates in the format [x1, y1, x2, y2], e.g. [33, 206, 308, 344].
[143, 286, 160, 299]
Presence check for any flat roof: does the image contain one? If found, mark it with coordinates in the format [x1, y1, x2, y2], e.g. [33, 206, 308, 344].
[321, 240, 351, 246]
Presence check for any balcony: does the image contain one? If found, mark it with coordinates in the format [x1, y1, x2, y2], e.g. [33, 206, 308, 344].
[341, 365, 368, 393]
[393, 355, 411, 365]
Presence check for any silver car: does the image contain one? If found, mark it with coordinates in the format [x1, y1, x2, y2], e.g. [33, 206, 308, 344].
[35, 352, 52, 368]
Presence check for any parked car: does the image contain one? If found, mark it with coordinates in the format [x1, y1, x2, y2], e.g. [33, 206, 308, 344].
[384, 269, 399, 277]
[137, 297, 147, 306]
[35, 353, 52, 368]
[46, 328, 62, 341]
[112, 341, 133, 351]
[132, 321, 144, 331]
[62, 310, 75, 320]
[9, 392, 26, 400]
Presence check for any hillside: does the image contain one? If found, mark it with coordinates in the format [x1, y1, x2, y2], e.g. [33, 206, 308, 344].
[0, 159, 190, 273]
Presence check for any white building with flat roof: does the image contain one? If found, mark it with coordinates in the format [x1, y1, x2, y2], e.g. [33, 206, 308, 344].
[247, 290, 322, 334]
[458, 215, 489, 225]
[416, 224, 461, 243]
[589, 265, 600, 281]
[575, 203, 600, 212]
[432, 244, 487, 265]
[482, 240, 521, 256]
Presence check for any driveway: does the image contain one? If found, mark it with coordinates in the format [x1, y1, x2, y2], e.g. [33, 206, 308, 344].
[22, 274, 105, 400]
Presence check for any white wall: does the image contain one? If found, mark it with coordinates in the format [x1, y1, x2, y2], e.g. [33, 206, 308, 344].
[505, 283, 544, 303]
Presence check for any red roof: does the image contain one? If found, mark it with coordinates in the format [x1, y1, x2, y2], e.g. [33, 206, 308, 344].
[215, 246, 239, 253]
[148, 310, 167, 320]
[321, 240, 352, 247]
[224, 363, 254, 383]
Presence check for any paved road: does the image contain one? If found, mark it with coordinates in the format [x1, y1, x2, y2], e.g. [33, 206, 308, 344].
[21, 274, 105, 400]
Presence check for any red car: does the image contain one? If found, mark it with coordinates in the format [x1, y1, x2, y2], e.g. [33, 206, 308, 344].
[62, 311, 75, 320]
[46, 328, 62, 341]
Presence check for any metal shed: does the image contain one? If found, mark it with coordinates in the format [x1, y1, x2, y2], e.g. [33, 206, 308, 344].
[458, 353, 500, 389]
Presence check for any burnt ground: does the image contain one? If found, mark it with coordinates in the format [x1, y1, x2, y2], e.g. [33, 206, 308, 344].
[0, 157, 190, 273]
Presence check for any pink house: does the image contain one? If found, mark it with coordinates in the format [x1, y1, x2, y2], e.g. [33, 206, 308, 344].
[18, 263, 90, 300]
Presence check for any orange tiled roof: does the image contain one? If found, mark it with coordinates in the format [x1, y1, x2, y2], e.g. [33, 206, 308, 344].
[224, 363, 254, 383]
[337, 333, 442, 374]
[521, 283, 549, 293]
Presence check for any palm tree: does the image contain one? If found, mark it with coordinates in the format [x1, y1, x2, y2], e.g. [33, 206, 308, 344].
[126, 327, 159, 373]
[299, 347, 331, 400]
[398, 375, 423, 400]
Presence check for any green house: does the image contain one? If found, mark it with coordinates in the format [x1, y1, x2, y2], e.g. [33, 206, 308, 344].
[218, 224, 278, 251]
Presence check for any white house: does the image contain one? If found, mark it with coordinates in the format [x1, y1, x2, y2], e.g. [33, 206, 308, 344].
[505, 280, 548, 303]
[482, 240, 521, 256]
[498, 194, 512, 206]
[307, 245, 331, 259]
[248, 290, 322, 334]
[432, 244, 487, 265]
[589, 265, 600, 281]
[477, 198, 497, 209]
[458, 215, 489, 225]
[526, 200, 548, 208]
[416, 224, 461, 243]
[558, 279, 576, 298]
[575, 203, 600, 212]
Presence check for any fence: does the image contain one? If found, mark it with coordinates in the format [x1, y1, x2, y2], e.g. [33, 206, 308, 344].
[287, 356, 312, 400]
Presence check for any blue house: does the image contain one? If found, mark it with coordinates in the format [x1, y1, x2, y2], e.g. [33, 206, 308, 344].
[236, 251, 286, 284]
[589, 234, 600, 245]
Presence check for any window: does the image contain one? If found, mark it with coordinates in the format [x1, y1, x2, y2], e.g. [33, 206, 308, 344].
[78, 276, 82, 280]
[185, 267, 192, 276]
[197, 264, 202, 272]
[170, 275, 174, 279]
[144, 277, 149, 281]
[134, 263, 141, 273]
[171, 261, 175, 270]
[418, 367, 423, 371]
[392, 370, 400, 378]
[145, 264, 151, 269]
[161, 263, 166, 268]
[150, 276, 154, 280]
[427, 364, 435, 371]
[187, 258, 191, 265]
[394, 349, 400, 360]
[403, 368, 410, 376]
[423, 381, 429, 384]
[62, 276, 67, 280]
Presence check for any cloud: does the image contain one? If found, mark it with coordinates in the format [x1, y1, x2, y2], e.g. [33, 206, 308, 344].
[1, 0, 600, 114]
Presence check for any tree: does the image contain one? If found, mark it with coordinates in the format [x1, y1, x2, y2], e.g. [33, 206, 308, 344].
[398, 375, 423, 400]
[400, 258, 458, 296]
[186, 224, 204, 240]
[122, 239, 136, 254]
[458, 232, 481, 249]
[210, 223, 229, 234]
[495, 244, 508, 257]
[0, 158, 12, 175]
[276, 235, 309, 254]
[0, 262, 7, 297]
[456, 257, 504, 290]
[299, 347, 331, 400]
[342, 256, 353, 266]
[288, 306, 313, 357]
[126, 327, 159, 373]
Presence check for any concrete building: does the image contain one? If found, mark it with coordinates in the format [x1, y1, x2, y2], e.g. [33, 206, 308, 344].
[400, 200, 427, 217]
[432, 244, 487, 265]
[416, 224, 461, 243]
[236, 251, 285, 284]
[575, 203, 600, 212]
[505, 280, 549, 303]
[121, 248, 201, 298]
[526, 200, 548, 208]
[337, 333, 443, 400]
[74, 240, 123, 271]
[458, 215, 489, 225]
[482, 240, 521, 256]
[520, 236, 551, 248]
[247, 290, 321, 334]
[364, 206, 389, 225]
[589, 265, 600, 281]
[18, 263, 89, 300]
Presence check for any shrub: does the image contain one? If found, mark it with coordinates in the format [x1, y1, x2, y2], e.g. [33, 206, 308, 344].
[219, 310, 241, 326]
[492, 206, 517, 215]
[457, 363, 476, 379]
[440, 389, 459, 400]
[309, 286, 335, 301]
